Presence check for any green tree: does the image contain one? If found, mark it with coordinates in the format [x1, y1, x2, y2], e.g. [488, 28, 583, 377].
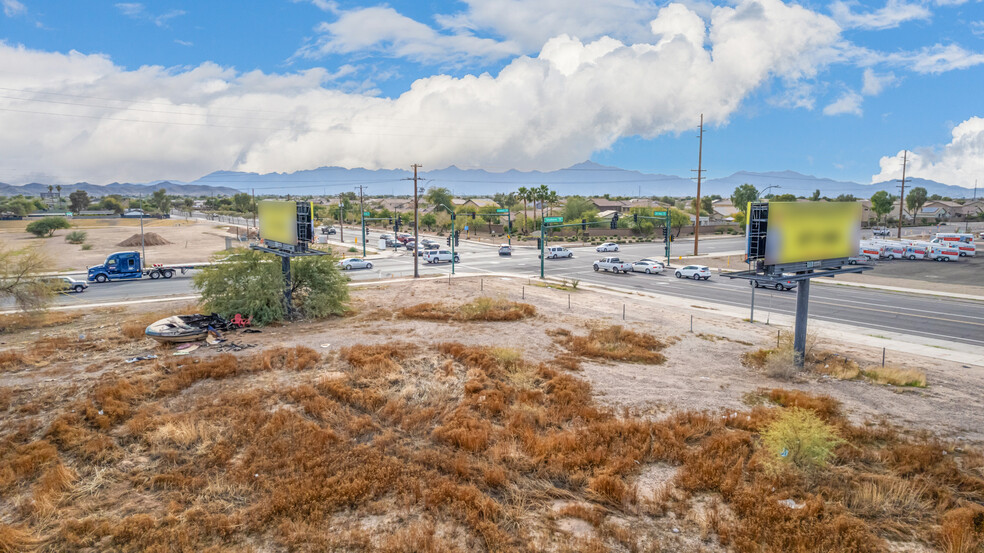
[492, 192, 517, 209]
[69, 190, 90, 214]
[810, 189, 821, 201]
[773, 193, 798, 202]
[99, 197, 125, 215]
[194, 249, 348, 325]
[420, 213, 437, 231]
[517, 187, 530, 232]
[150, 188, 172, 214]
[870, 190, 894, 224]
[0, 243, 53, 311]
[561, 196, 596, 221]
[26, 216, 71, 238]
[477, 205, 501, 233]
[669, 207, 690, 237]
[833, 194, 857, 202]
[183, 197, 195, 217]
[424, 187, 453, 211]
[700, 196, 714, 215]
[731, 184, 759, 217]
[232, 192, 253, 214]
[905, 186, 927, 223]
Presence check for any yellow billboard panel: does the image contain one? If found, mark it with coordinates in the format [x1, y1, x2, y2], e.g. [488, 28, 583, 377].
[258, 200, 298, 245]
[764, 202, 860, 265]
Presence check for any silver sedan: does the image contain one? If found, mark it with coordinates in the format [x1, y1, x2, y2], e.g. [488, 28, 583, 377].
[338, 258, 373, 270]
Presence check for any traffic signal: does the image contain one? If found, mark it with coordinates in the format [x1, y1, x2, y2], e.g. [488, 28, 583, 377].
[471, 212, 476, 220]
[537, 238, 542, 249]
[454, 236, 459, 247]
[396, 215, 401, 231]
[610, 213, 619, 230]
[447, 236, 451, 246]
[633, 213, 638, 223]
[662, 226, 668, 240]
[388, 218, 392, 225]
[581, 218, 586, 231]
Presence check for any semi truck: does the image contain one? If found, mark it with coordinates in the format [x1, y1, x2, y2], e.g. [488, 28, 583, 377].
[87, 251, 209, 283]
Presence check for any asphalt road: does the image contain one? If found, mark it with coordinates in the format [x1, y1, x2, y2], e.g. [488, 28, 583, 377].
[11, 233, 983, 348]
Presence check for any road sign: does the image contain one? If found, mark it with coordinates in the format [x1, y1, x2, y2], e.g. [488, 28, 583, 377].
[363, 211, 370, 216]
[543, 217, 563, 223]
[496, 208, 509, 213]
[653, 211, 667, 216]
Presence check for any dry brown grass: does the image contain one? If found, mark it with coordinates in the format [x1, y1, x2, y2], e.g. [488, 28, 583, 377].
[863, 366, 928, 387]
[1, 329, 982, 552]
[555, 325, 668, 364]
[399, 297, 536, 322]
[0, 310, 82, 333]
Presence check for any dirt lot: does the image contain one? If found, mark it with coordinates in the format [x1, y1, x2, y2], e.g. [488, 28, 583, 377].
[1, 279, 982, 552]
[0, 218, 232, 271]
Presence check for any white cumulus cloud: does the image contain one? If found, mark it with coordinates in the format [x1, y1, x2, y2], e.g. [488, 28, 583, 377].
[871, 117, 984, 187]
[861, 68, 896, 95]
[0, 0, 844, 184]
[2, 0, 26, 17]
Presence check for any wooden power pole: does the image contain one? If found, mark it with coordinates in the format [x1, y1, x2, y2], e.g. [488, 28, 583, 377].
[897, 150, 908, 240]
[692, 114, 705, 256]
[412, 164, 421, 278]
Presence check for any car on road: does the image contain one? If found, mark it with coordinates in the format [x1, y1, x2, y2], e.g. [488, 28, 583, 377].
[872, 226, 891, 236]
[44, 276, 88, 293]
[421, 239, 439, 248]
[593, 257, 633, 273]
[379, 234, 394, 242]
[596, 242, 619, 252]
[404, 240, 417, 250]
[751, 277, 797, 291]
[498, 244, 512, 256]
[540, 246, 574, 259]
[631, 260, 664, 274]
[384, 239, 401, 248]
[396, 233, 413, 244]
[424, 250, 460, 264]
[320, 226, 337, 235]
[339, 258, 373, 270]
[675, 265, 711, 280]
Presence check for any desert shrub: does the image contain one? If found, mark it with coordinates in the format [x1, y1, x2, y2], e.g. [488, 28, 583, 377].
[0, 311, 81, 333]
[863, 366, 927, 387]
[767, 389, 841, 421]
[65, 231, 87, 244]
[940, 506, 984, 553]
[25, 217, 71, 238]
[761, 407, 844, 470]
[557, 325, 667, 364]
[398, 298, 535, 322]
[194, 248, 348, 325]
[80, 244, 93, 251]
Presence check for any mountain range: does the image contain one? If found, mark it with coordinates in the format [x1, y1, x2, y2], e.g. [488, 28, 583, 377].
[0, 162, 976, 199]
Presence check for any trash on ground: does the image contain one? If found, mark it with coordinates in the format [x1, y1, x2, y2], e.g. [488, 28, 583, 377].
[778, 499, 804, 509]
[145, 313, 229, 343]
[124, 354, 158, 363]
[173, 344, 200, 356]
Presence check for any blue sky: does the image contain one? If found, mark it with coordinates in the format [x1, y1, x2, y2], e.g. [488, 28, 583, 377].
[0, 0, 982, 189]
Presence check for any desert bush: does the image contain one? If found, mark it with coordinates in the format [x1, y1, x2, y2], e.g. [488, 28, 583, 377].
[25, 216, 71, 238]
[0, 244, 53, 311]
[0, 311, 81, 333]
[80, 244, 93, 251]
[65, 231, 87, 244]
[557, 325, 667, 364]
[194, 248, 348, 325]
[767, 388, 841, 421]
[399, 298, 535, 322]
[761, 407, 844, 470]
[863, 366, 927, 387]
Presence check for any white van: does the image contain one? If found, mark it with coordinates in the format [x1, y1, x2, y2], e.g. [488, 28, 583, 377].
[928, 244, 960, 262]
[423, 250, 460, 264]
[540, 246, 574, 259]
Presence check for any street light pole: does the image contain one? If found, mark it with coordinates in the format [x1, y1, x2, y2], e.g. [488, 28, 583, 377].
[412, 164, 421, 278]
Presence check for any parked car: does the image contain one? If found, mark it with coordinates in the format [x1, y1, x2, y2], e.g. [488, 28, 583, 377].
[44, 276, 88, 293]
[751, 277, 797, 291]
[320, 226, 337, 235]
[540, 246, 574, 259]
[596, 242, 619, 252]
[593, 257, 633, 273]
[872, 226, 891, 236]
[631, 260, 664, 274]
[675, 265, 711, 280]
[424, 250, 460, 264]
[498, 244, 512, 256]
[338, 258, 373, 270]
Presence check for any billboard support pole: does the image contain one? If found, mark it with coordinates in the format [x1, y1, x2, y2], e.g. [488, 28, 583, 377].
[282, 255, 293, 318]
[793, 278, 810, 367]
[749, 284, 755, 323]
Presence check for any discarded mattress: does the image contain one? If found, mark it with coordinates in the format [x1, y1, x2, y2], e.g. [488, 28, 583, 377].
[145, 313, 228, 343]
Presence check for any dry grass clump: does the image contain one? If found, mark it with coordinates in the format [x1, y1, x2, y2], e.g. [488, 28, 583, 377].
[863, 366, 927, 387]
[0, 311, 82, 333]
[555, 325, 668, 364]
[1, 328, 983, 552]
[398, 297, 536, 322]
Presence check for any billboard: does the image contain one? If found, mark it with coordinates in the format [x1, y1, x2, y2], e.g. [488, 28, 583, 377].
[763, 202, 860, 265]
[259, 200, 300, 246]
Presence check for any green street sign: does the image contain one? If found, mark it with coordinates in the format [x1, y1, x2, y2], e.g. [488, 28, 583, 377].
[653, 211, 667, 216]
[363, 211, 371, 216]
[543, 217, 563, 223]
[496, 208, 509, 213]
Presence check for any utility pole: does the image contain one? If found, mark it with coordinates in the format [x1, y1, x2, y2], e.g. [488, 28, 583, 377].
[357, 185, 366, 257]
[412, 163, 421, 278]
[692, 113, 705, 256]
[896, 150, 908, 240]
[338, 194, 344, 243]
[251, 188, 256, 238]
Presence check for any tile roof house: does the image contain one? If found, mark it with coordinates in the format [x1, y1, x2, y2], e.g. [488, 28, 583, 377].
[589, 198, 632, 213]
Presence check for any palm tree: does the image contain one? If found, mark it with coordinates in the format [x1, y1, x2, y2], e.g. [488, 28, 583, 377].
[517, 187, 529, 233]
[547, 190, 559, 217]
[537, 185, 550, 225]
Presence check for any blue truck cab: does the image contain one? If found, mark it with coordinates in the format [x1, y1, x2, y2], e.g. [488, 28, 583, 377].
[87, 251, 144, 282]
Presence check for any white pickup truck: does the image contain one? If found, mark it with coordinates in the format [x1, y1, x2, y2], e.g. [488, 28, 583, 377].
[593, 257, 633, 273]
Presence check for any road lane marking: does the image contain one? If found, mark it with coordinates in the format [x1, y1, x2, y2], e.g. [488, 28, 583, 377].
[810, 300, 984, 327]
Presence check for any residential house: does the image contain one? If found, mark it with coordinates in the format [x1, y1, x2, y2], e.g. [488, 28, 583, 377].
[711, 199, 738, 220]
[589, 198, 631, 213]
[460, 198, 498, 209]
[952, 199, 984, 219]
[372, 198, 414, 212]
